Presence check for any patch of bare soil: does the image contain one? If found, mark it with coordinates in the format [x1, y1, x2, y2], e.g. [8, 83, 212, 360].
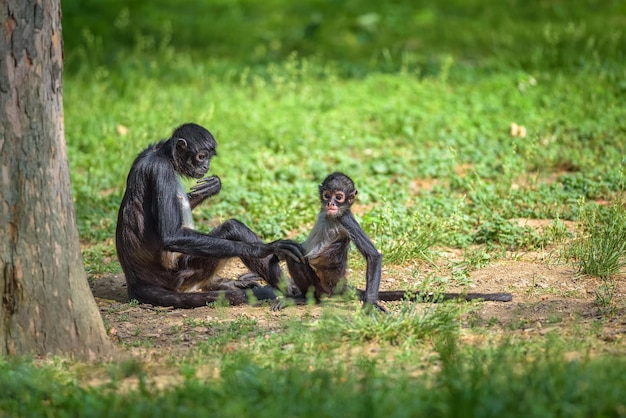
[90, 252, 626, 355]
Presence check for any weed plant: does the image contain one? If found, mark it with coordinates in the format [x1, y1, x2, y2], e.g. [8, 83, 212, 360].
[567, 199, 626, 311]
[318, 300, 466, 345]
[569, 201, 626, 279]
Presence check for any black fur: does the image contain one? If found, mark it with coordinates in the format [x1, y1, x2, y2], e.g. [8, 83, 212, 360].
[115, 123, 303, 308]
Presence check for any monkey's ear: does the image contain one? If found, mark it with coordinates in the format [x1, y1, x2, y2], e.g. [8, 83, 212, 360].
[175, 138, 188, 151]
[348, 189, 357, 203]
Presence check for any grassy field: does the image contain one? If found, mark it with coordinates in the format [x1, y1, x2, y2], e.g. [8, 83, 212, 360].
[2, 0, 625, 416]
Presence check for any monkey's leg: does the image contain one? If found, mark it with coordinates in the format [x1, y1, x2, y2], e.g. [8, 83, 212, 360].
[131, 280, 252, 308]
[177, 249, 276, 300]
[207, 219, 284, 287]
[285, 257, 327, 302]
[175, 253, 226, 292]
[162, 254, 279, 306]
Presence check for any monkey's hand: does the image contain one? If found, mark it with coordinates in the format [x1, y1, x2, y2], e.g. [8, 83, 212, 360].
[266, 240, 306, 263]
[188, 175, 221, 208]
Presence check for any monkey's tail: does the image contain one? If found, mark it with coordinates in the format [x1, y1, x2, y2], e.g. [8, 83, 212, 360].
[377, 290, 512, 303]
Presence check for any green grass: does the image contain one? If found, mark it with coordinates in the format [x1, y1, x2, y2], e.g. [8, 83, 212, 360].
[15, 0, 626, 414]
[66, 60, 626, 245]
[569, 200, 626, 279]
[2, 315, 626, 418]
[565, 199, 626, 312]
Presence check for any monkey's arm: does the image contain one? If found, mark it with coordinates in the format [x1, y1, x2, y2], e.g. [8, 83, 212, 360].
[164, 229, 305, 262]
[339, 213, 382, 307]
[188, 175, 221, 209]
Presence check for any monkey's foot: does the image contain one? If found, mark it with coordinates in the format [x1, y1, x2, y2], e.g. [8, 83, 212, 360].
[364, 301, 388, 313]
[217, 279, 261, 291]
[269, 296, 310, 311]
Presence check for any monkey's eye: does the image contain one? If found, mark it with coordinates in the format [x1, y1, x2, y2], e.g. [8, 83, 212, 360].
[323, 192, 332, 201]
[196, 152, 209, 162]
[334, 192, 345, 203]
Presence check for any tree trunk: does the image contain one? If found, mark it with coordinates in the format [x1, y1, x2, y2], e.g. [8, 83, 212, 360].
[0, 0, 112, 358]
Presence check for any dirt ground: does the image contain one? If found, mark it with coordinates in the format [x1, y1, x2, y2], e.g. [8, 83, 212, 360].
[89, 249, 626, 354]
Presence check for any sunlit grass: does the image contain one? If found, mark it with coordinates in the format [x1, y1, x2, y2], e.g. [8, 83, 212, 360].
[2, 327, 625, 418]
[34, 0, 626, 415]
[570, 200, 626, 279]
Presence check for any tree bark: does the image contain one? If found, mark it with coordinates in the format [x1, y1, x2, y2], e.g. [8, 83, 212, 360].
[0, 0, 112, 358]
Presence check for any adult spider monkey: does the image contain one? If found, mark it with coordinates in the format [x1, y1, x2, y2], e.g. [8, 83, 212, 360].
[115, 123, 304, 308]
[285, 172, 512, 311]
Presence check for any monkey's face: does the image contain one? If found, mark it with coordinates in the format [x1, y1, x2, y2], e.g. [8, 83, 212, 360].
[171, 123, 218, 179]
[319, 172, 357, 218]
[187, 148, 215, 178]
[174, 139, 217, 179]
[321, 190, 351, 218]
[176, 146, 216, 179]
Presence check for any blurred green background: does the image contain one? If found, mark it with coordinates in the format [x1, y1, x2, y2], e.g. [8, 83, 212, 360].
[60, 0, 625, 270]
[62, 0, 624, 74]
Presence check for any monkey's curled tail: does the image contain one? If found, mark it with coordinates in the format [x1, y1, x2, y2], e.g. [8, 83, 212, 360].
[377, 290, 513, 303]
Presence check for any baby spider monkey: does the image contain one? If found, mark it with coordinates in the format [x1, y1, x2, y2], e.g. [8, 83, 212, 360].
[284, 172, 512, 310]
